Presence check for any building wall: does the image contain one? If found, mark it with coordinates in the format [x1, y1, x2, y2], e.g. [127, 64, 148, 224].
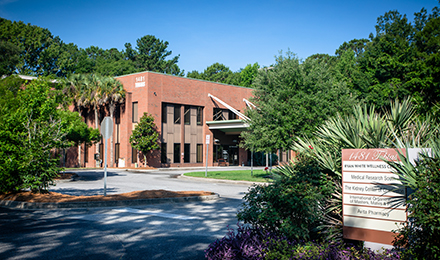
[73, 71, 253, 168]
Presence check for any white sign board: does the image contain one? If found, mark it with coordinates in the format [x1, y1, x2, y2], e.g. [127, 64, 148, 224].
[342, 148, 428, 245]
[206, 135, 211, 144]
[342, 149, 406, 245]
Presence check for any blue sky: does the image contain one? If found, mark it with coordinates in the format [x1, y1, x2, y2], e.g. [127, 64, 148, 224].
[0, 0, 438, 74]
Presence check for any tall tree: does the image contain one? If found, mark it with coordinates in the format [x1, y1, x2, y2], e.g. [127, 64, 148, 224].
[0, 40, 21, 76]
[129, 113, 160, 167]
[335, 38, 370, 57]
[187, 62, 239, 85]
[357, 10, 417, 108]
[0, 18, 55, 76]
[238, 63, 260, 88]
[412, 7, 440, 118]
[67, 74, 92, 166]
[100, 77, 126, 166]
[125, 35, 183, 76]
[240, 52, 356, 153]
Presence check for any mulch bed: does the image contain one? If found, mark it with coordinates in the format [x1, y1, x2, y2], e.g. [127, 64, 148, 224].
[0, 190, 215, 203]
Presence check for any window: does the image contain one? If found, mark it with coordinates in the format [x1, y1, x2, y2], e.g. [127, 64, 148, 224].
[197, 107, 203, 125]
[229, 110, 238, 120]
[115, 143, 120, 162]
[162, 103, 167, 124]
[184, 144, 190, 163]
[132, 102, 138, 123]
[184, 106, 190, 125]
[84, 144, 88, 163]
[132, 147, 137, 164]
[161, 143, 167, 163]
[197, 144, 203, 163]
[213, 108, 225, 121]
[99, 142, 104, 160]
[173, 143, 180, 163]
[174, 105, 181, 124]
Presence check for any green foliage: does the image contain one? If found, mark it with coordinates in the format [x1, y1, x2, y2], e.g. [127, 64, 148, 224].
[126, 35, 183, 76]
[334, 6, 440, 118]
[186, 62, 239, 85]
[58, 110, 101, 147]
[1, 17, 182, 77]
[389, 144, 440, 259]
[241, 51, 356, 153]
[237, 156, 333, 241]
[292, 98, 438, 243]
[335, 38, 370, 57]
[184, 170, 269, 182]
[0, 77, 70, 193]
[238, 62, 260, 88]
[129, 112, 160, 165]
[0, 40, 21, 76]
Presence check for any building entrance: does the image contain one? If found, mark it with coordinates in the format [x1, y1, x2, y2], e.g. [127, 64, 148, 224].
[213, 145, 239, 166]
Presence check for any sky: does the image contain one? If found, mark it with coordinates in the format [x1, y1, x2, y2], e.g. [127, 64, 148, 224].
[0, 0, 438, 74]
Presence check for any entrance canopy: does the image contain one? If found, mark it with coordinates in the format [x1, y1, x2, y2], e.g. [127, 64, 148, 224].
[206, 119, 249, 135]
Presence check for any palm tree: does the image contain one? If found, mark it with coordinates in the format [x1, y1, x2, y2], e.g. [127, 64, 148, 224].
[85, 74, 104, 165]
[100, 77, 126, 167]
[67, 74, 92, 167]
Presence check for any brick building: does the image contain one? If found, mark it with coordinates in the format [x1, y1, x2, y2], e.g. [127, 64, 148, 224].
[68, 71, 256, 168]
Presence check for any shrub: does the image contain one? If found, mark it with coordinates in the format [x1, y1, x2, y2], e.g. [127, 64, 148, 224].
[205, 225, 401, 260]
[237, 156, 334, 241]
[393, 153, 440, 259]
[205, 224, 268, 260]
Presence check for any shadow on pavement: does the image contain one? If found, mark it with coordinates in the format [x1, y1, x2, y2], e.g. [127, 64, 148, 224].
[0, 198, 243, 260]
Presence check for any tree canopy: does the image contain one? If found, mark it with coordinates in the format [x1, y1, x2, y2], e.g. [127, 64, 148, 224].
[240, 52, 356, 152]
[0, 76, 98, 193]
[0, 17, 183, 77]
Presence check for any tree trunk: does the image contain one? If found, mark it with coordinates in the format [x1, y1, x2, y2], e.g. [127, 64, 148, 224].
[109, 103, 115, 167]
[94, 104, 100, 167]
[144, 154, 147, 167]
[78, 143, 81, 167]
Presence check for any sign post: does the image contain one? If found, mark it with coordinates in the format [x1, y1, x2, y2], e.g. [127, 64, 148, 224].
[205, 135, 210, 177]
[100, 117, 113, 196]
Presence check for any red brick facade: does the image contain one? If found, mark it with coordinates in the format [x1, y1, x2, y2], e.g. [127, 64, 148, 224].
[69, 71, 254, 168]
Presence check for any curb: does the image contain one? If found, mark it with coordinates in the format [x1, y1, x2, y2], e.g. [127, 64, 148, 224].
[0, 194, 220, 210]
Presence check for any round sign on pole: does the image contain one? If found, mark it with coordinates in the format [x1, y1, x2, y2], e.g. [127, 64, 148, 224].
[101, 117, 113, 139]
[100, 116, 113, 196]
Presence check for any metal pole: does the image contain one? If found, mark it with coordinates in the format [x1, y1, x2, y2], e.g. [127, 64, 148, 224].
[205, 143, 209, 177]
[104, 138, 108, 196]
[251, 150, 253, 176]
[270, 153, 272, 173]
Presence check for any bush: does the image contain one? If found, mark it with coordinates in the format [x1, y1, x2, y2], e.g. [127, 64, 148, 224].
[237, 156, 334, 241]
[205, 225, 401, 260]
[393, 154, 440, 259]
[265, 240, 400, 260]
[205, 224, 268, 260]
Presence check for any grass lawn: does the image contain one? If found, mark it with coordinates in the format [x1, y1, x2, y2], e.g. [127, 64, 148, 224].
[183, 170, 272, 182]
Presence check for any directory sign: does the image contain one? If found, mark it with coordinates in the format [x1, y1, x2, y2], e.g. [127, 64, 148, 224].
[342, 149, 406, 245]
